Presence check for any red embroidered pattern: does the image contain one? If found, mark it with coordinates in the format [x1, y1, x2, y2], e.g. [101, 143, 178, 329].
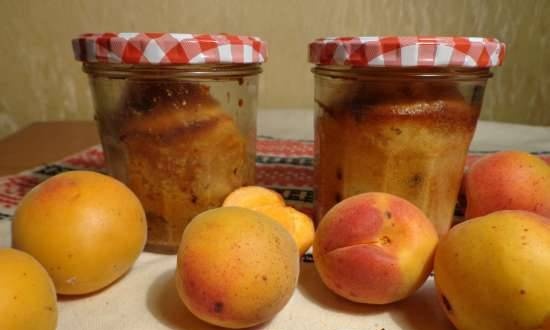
[1, 138, 548, 220]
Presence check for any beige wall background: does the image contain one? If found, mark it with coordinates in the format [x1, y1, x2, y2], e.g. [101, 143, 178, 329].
[0, 0, 549, 138]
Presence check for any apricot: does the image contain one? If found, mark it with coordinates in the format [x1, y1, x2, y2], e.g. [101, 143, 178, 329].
[254, 205, 315, 255]
[222, 186, 285, 209]
[464, 151, 550, 219]
[223, 186, 315, 255]
[0, 248, 57, 330]
[176, 207, 299, 328]
[434, 210, 550, 330]
[313, 192, 438, 304]
[12, 170, 147, 295]
[288, 208, 316, 255]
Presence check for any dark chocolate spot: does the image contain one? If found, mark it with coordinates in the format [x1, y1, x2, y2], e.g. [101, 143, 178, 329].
[214, 301, 224, 313]
[127, 96, 155, 113]
[385, 211, 392, 219]
[191, 193, 198, 204]
[409, 174, 423, 187]
[520, 289, 526, 295]
[390, 127, 402, 135]
[441, 294, 453, 312]
[262, 275, 268, 282]
[238, 78, 244, 85]
[238, 99, 244, 107]
[336, 168, 343, 180]
[335, 193, 342, 203]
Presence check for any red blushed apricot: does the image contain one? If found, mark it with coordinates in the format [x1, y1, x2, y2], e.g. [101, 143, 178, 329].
[318, 196, 384, 253]
[176, 207, 299, 328]
[32, 175, 79, 204]
[319, 245, 402, 304]
[385, 196, 431, 244]
[177, 250, 231, 319]
[313, 192, 438, 304]
[464, 151, 550, 219]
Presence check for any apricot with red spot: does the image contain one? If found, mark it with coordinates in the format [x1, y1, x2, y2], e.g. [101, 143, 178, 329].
[313, 192, 438, 304]
[176, 207, 299, 328]
[464, 151, 550, 219]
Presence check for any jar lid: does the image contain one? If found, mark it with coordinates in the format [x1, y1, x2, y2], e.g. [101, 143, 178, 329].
[72, 33, 267, 64]
[309, 36, 505, 68]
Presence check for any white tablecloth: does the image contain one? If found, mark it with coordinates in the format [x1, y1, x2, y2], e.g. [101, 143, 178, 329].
[259, 110, 550, 152]
[1, 111, 549, 330]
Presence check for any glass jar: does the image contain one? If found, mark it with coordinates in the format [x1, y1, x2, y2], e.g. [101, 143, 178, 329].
[73, 33, 266, 253]
[309, 36, 505, 235]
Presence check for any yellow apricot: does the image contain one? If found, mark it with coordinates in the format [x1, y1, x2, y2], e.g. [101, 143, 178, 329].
[12, 170, 147, 295]
[0, 248, 57, 330]
[222, 186, 285, 209]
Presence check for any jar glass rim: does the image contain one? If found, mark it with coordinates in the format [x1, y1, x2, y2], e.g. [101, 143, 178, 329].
[312, 65, 493, 81]
[83, 63, 262, 79]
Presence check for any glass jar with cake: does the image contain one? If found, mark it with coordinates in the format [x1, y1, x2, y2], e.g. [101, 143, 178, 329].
[73, 33, 266, 253]
[309, 36, 506, 235]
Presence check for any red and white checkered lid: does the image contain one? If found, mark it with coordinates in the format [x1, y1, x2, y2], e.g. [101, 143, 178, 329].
[309, 36, 505, 68]
[72, 33, 267, 65]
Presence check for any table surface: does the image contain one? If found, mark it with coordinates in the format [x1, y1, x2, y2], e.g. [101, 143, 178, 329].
[1, 112, 549, 330]
[0, 121, 98, 176]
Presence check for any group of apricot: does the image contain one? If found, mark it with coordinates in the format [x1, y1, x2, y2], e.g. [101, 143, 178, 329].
[2, 150, 550, 330]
